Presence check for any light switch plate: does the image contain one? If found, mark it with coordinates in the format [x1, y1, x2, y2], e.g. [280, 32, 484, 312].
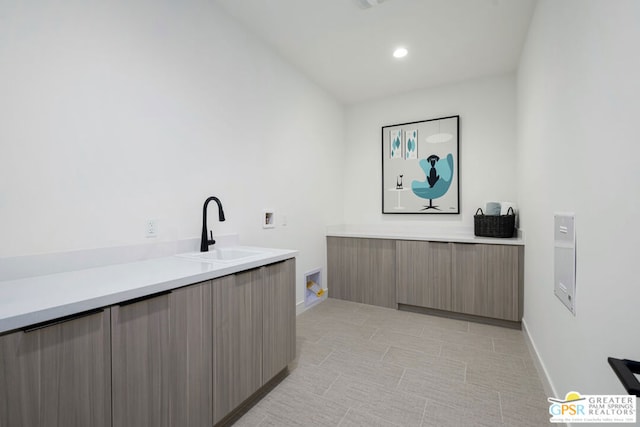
[146, 219, 158, 238]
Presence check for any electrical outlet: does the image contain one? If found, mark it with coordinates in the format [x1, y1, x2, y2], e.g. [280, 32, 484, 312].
[146, 219, 158, 238]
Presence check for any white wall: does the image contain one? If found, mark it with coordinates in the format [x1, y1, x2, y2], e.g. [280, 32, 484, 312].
[343, 74, 517, 229]
[518, 0, 640, 397]
[0, 0, 345, 304]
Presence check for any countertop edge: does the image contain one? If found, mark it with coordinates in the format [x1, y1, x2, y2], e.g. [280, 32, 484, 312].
[0, 250, 297, 335]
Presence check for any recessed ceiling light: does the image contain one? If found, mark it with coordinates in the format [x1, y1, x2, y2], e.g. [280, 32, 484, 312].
[393, 47, 408, 58]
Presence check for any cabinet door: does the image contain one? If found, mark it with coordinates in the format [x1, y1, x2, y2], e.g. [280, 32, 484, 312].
[483, 244, 522, 321]
[327, 236, 360, 302]
[112, 293, 170, 427]
[452, 244, 522, 321]
[359, 238, 396, 308]
[262, 259, 296, 383]
[213, 270, 263, 424]
[396, 240, 452, 310]
[0, 309, 111, 427]
[169, 281, 213, 427]
[327, 237, 396, 308]
[451, 243, 484, 316]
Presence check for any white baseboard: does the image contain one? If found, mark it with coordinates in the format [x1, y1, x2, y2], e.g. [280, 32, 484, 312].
[522, 320, 573, 426]
[522, 318, 557, 398]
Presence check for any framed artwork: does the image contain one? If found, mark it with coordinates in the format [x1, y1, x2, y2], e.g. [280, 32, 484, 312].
[390, 129, 402, 159]
[382, 115, 459, 214]
[404, 129, 417, 159]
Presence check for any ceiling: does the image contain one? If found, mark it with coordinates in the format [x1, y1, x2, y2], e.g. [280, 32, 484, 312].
[213, 0, 537, 105]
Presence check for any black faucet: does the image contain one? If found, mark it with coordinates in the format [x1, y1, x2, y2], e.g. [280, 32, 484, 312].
[200, 196, 226, 252]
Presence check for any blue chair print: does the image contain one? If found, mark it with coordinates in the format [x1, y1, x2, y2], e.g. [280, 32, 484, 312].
[411, 154, 454, 210]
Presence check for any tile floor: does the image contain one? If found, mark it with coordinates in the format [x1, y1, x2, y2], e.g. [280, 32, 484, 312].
[235, 298, 550, 426]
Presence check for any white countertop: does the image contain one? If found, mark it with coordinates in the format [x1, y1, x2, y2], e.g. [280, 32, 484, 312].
[0, 246, 297, 334]
[326, 225, 524, 246]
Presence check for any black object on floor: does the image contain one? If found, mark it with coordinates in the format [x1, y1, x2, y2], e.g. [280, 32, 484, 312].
[608, 357, 640, 397]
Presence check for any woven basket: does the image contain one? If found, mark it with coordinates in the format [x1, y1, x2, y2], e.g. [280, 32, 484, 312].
[474, 207, 516, 238]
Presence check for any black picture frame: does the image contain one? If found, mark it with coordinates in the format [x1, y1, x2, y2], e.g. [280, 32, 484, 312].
[382, 115, 460, 214]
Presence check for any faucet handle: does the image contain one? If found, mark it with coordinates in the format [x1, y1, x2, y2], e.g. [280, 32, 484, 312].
[209, 230, 216, 245]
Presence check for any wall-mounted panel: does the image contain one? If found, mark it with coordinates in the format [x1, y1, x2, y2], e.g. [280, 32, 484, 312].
[554, 213, 576, 315]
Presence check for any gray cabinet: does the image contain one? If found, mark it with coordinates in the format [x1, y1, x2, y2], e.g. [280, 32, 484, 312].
[169, 281, 213, 427]
[262, 258, 296, 383]
[360, 238, 396, 308]
[327, 236, 523, 322]
[327, 236, 359, 302]
[213, 259, 296, 424]
[112, 283, 215, 427]
[399, 241, 523, 321]
[327, 237, 396, 308]
[452, 243, 523, 321]
[111, 292, 171, 427]
[213, 270, 263, 424]
[102, 260, 295, 427]
[0, 308, 111, 427]
[0, 257, 296, 427]
[396, 240, 452, 311]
